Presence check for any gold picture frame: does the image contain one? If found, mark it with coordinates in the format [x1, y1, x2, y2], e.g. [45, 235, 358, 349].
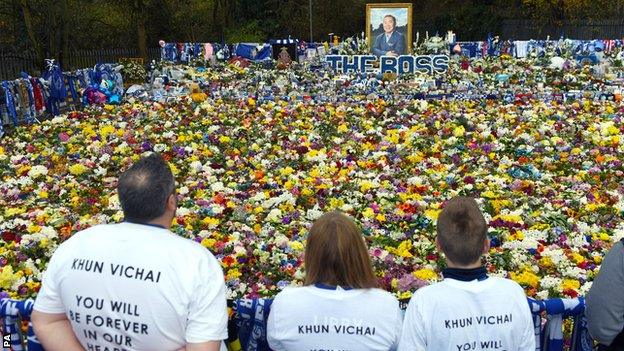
[366, 3, 413, 56]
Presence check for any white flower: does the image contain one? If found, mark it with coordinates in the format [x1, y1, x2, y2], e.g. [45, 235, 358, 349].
[176, 207, 191, 216]
[153, 143, 167, 152]
[28, 165, 48, 178]
[306, 206, 324, 221]
[189, 161, 203, 173]
[210, 182, 225, 192]
[266, 208, 282, 222]
[108, 194, 121, 210]
[178, 186, 189, 195]
[210, 204, 224, 215]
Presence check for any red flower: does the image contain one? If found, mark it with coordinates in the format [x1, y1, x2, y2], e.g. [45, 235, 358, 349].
[1, 231, 17, 243]
[222, 255, 235, 267]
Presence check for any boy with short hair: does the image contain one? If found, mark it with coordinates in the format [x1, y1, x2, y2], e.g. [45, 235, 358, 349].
[398, 196, 535, 351]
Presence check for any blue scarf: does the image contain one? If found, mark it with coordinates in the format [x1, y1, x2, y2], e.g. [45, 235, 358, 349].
[0, 298, 44, 351]
[528, 297, 589, 351]
[235, 298, 274, 351]
[2, 81, 18, 126]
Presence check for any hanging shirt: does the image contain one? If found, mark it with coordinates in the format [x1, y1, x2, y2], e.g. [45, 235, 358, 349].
[515, 41, 529, 58]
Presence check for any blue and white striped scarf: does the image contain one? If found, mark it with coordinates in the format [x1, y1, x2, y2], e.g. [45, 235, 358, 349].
[527, 297, 592, 351]
[0, 298, 43, 351]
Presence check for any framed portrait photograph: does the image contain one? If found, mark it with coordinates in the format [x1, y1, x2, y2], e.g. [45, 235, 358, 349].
[366, 3, 413, 57]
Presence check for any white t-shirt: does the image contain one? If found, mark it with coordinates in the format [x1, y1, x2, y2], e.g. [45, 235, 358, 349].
[267, 285, 402, 351]
[398, 277, 535, 351]
[34, 222, 228, 351]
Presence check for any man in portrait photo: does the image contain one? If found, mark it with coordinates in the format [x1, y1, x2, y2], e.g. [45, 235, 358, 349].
[372, 14, 406, 57]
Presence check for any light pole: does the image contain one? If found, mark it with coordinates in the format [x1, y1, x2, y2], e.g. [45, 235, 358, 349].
[309, 0, 313, 43]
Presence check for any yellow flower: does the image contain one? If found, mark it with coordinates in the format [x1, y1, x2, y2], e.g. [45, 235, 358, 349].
[570, 252, 584, 264]
[201, 238, 216, 248]
[495, 214, 523, 224]
[561, 279, 580, 291]
[424, 209, 441, 220]
[39, 238, 50, 248]
[453, 125, 465, 137]
[360, 180, 377, 193]
[510, 270, 539, 288]
[201, 217, 220, 228]
[169, 163, 179, 175]
[413, 268, 438, 281]
[376, 213, 386, 222]
[398, 291, 413, 300]
[388, 240, 413, 258]
[328, 198, 344, 209]
[226, 269, 242, 280]
[5, 207, 26, 217]
[280, 167, 294, 176]
[0, 266, 21, 290]
[481, 190, 498, 199]
[362, 207, 375, 219]
[540, 257, 554, 268]
[290, 241, 304, 251]
[99, 124, 115, 138]
[337, 124, 349, 133]
[219, 136, 231, 143]
[27, 225, 41, 234]
[68, 164, 88, 176]
[0, 146, 4, 155]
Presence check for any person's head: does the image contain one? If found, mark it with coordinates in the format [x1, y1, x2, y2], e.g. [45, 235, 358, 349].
[436, 196, 489, 268]
[117, 153, 177, 225]
[304, 211, 378, 289]
[382, 15, 397, 34]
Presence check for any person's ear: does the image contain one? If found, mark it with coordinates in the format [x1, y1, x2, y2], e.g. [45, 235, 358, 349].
[166, 193, 177, 212]
[483, 237, 491, 255]
[435, 236, 442, 252]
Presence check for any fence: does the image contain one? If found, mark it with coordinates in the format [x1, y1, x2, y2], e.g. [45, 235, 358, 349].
[502, 19, 624, 40]
[0, 47, 161, 81]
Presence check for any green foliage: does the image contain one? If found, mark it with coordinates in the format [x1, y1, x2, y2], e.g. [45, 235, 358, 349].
[2, 0, 623, 58]
[226, 20, 268, 43]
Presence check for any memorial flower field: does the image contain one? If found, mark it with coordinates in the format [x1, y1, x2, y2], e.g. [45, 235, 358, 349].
[1, 62, 624, 302]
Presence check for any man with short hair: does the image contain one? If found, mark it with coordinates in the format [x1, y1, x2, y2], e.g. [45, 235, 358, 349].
[398, 196, 535, 351]
[372, 14, 406, 57]
[32, 153, 228, 351]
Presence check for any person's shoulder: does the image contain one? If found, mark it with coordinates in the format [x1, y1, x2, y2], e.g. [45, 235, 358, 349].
[412, 281, 445, 297]
[272, 286, 309, 307]
[275, 286, 307, 299]
[59, 223, 108, 245]
[364, 288, 400, 303]
[162, 233, 215, 259]
[487, 276, 527, 296]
